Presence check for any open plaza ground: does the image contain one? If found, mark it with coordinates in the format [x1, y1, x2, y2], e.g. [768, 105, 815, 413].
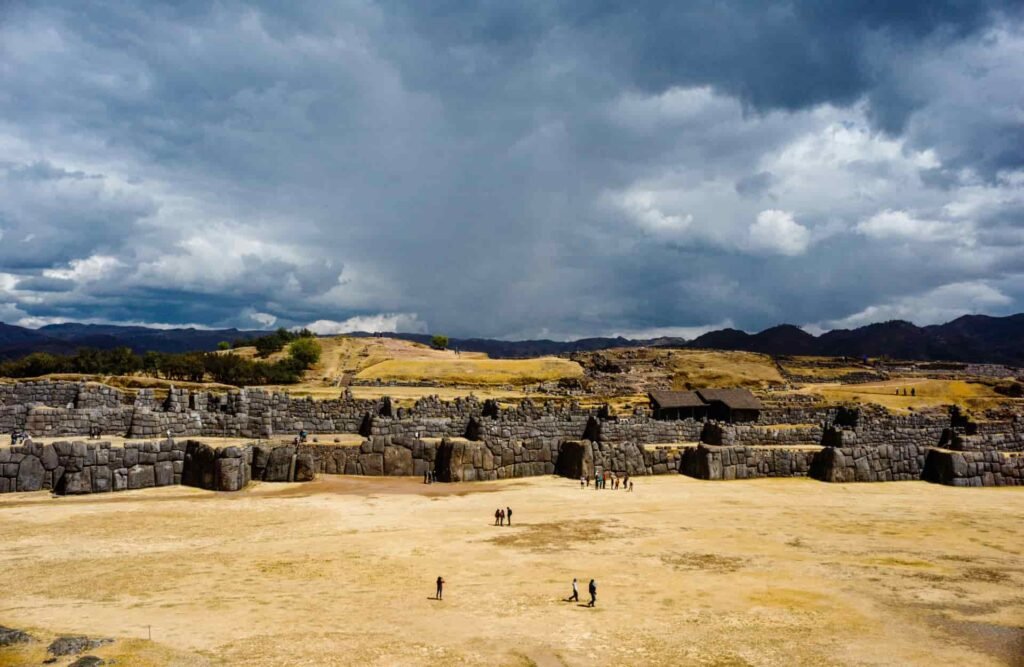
[1, 475, 1022, 666]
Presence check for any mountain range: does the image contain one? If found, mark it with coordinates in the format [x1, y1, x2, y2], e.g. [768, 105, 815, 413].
[0, 314, 1022, 366]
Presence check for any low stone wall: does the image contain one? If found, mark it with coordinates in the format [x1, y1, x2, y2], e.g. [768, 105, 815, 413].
[0, 439, 248, 495]
[680, 444, 818, 480]
[922, 449, 1024, 487]
[700, 422, 822, 447]
[809, 444, 928, 483]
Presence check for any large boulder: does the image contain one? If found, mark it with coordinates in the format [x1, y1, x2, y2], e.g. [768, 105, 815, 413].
[383, 445, 413, 476]
[16, 455, 45, 492]
[63, 469, 94, 495]
[554, 440, 593, 479]
[154, 461, 175, 486]
[216, 457, 244, 491]
[293, 454, 316, 482]
[264, 446, 295, 482]
[127, 464, 155, 490]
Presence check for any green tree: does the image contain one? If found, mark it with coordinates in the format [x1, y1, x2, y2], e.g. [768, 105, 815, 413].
[431, 334, 449, 350]
[217, 341, 231, 351]
[288, 337, 322, 368]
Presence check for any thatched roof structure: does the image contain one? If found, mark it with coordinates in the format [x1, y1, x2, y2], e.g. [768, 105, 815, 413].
[647, 390, 706, 409]
[695, 388, 761, 410]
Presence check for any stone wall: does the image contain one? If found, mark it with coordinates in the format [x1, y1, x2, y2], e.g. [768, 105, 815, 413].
[0, 439, 248, 495]
[808, 443, 928, 482]
[922, 449, 1024, 487]
[680, 444, 818, 480]
[700, 422, 822, 447]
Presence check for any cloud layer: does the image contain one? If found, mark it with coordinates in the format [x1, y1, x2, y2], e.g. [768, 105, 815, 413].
[1, 2, 1022, 338]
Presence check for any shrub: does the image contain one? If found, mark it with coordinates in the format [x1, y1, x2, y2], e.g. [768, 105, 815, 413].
[288, 337, 322, 368]
[431, 334, 449, 350]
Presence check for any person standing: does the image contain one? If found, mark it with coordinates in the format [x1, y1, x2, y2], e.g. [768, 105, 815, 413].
[499, 508, 505, 526]
[494, 508, 501, 526]
[587, 579, 597, 607]
[436, 576, 445, 600]
[506, 506, 512, 526]
[580, 475, 585, 489]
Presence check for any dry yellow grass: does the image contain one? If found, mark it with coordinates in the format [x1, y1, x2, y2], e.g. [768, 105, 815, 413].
[1, 476, 1022, 666]
[667, 349, 783, 389]
[355, 357, 584, 386]
[796, 378, 1017, 412]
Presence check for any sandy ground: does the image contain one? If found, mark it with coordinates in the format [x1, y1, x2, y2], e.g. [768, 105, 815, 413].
[1, 477, 1023, 666]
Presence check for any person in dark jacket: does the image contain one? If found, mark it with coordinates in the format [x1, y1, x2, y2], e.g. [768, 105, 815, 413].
[436, 576, 445, 600]
[587, 579, 597, 607]
[506, 506, 512, 526]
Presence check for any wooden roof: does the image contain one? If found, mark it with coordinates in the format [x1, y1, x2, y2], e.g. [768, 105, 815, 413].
[696, 388, 762, 410]
[647, 390, 706, 409]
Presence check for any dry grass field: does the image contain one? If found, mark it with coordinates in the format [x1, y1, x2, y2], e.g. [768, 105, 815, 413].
[2, 476, 1022, 666]
[668, 350, 783, 389]
[796, 378, 1017, 413]
[354, 357, 584, 387]
[232, 336, 584, 389]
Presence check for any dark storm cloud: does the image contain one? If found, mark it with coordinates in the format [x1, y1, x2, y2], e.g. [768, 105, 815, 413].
[0, 1, 1022, 337]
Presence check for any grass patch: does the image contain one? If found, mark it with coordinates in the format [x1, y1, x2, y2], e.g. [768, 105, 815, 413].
[356, 357, 583, 386]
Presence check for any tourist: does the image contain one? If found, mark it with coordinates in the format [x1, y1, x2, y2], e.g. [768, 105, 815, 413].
[506, 506, 512, 526]
[587, 579, 597, 607]
[494, 508, 501, 525]
[911, 387, 916, 397]
[567, 578, 579, 602]
[629, 480, 634, 492]
[436, 575, 445, 600]
[580, 475, 585, 489]
[424, 470, 429, 484]
[623, 474, 629, 490]
[499, 508, 505, 526]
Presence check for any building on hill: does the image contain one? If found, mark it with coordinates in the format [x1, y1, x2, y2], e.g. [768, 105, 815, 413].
[695, 388, 761, 423]
[648, 390, 709, 421]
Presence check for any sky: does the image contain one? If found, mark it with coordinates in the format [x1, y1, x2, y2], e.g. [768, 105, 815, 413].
[1, 1, 1023, 340]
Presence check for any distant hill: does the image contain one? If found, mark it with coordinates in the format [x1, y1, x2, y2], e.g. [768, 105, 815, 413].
[393, 314, 1024, 365]
[0, 322, 265, 358]
[1, 313, 1022, 365]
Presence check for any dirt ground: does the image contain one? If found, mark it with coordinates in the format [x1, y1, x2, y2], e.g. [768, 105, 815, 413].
[1, 477, 1023, 666]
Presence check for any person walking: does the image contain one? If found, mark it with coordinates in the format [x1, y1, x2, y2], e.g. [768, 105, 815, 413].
[567, 577, 579, 602]
[436, 576, 445, 600]
[587, 579, 597, 607]
[506, 506, 512, 526]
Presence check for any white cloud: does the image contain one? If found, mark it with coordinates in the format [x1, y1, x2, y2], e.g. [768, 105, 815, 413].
[856, 209, 970, 244]
[611, 189, 693, 235]
[43, 255, 123, 282]
[821, 281, 1012, 329]
[746, 209, 810, 256]
[305, 312, 427, 335]
[249, 311, 277, 327]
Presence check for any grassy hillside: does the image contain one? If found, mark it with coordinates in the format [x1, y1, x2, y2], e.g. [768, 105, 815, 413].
[795, 378, 1015, 412]
[668, 350, 783, 389]
[232, 335, 583, 388]
[354, 357, 584, 386]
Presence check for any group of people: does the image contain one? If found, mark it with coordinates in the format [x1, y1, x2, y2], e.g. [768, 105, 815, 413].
[493, 506, 512, 525]
[565, 577, 598, 607]
[423, 470, 438, 483]
[9, 429, 31, 446]
[434, 576, 597, 607]
[895, 387, 917, 396]
[581, 472, 633, 492]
